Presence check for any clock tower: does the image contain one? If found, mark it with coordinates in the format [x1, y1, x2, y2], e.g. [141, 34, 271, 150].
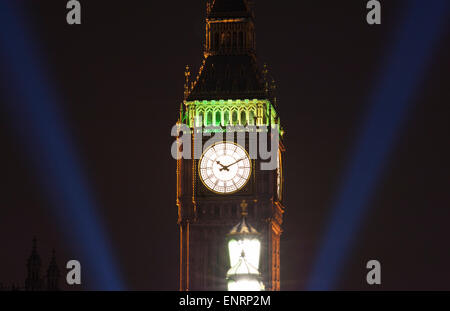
[176, 0, 285, 291]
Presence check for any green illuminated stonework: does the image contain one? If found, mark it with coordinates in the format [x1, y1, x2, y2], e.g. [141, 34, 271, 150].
[184, 99, 279, 130]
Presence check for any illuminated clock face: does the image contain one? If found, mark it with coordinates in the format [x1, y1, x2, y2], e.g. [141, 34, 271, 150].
[199, 142, 251, 194]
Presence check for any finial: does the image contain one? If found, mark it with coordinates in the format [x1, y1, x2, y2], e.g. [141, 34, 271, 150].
[262, 63, 268, 78]
[184, 65, 191, 99]
[206, 0, 212, 15]
[179, 102, 184, 123]
[240, 200, 248, 217]
[271, 78, 278, 107]
[263, 63, 269, 94]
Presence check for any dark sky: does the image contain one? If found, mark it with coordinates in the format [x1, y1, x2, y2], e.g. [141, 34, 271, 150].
[1, 0, 449, 290]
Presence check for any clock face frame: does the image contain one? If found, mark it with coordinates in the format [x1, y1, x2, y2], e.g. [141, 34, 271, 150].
[198, 142, 252, 195]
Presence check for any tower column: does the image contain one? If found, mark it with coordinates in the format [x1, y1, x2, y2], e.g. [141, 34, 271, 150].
[179, 221, 190, 291]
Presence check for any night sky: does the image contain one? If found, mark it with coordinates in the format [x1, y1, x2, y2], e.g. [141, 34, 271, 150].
[1, 0, 449, 290]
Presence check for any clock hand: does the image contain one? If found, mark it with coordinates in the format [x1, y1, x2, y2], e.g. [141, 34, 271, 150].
[219, 158, 244, 171]
[216, 161, 230, 172]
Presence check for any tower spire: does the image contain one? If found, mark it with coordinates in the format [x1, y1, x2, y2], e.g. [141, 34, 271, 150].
[25, 237, 43, 291]
[46, 249, 60, 291]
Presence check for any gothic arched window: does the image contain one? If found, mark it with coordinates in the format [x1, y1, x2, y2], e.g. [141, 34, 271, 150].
[215, 111, 221, 126]
[239, 31, 244, 49]
[211, 64, 216, 78]
[220, 32, 226, 49]
[226, 32, 231, 48]
[196, 110, 203, 127]
[224, 110, 230, 125]
[206, 111, 213, 126]
[249, 110, 255, 125]
[232, 110, 238, 125]
[240, 111, 247, 126]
